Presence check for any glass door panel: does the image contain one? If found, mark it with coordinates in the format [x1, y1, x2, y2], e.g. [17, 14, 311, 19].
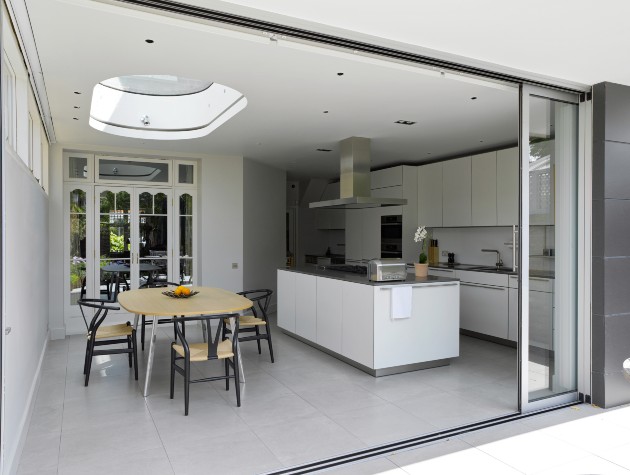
[69, 189, 87, 306]
[96, 187, 133, 300]
[177, 192, 195, 285]
[137, 189, 171, 286]
[521, 87, 579, 409]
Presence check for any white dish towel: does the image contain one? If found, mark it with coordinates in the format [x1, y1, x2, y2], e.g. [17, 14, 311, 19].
[391, 286, 412, 320]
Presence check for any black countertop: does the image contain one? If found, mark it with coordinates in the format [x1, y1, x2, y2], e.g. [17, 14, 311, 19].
[427, 262, 554, 279]
[279, 266, 459, 287]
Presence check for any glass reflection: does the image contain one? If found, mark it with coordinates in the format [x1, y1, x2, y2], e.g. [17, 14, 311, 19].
[180, 194, 193, 215]
[180, 258, 193, 285]
[180, 216, 193, 256]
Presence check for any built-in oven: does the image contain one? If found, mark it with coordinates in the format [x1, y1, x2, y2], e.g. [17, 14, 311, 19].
[381, 215, 402, 259]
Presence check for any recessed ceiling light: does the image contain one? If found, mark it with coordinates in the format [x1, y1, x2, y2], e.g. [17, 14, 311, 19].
[471, 96, 478, 100]
[73, 117, 79, 120]
[479, 140, 484, 143]
[74, 106, 80, 109]
[74, 91, 81, 95]
[337, 72, 344, 76]
[145, 39, 154, 44]
[316, 148, 332, 152]
[427, 152, 432, 155]
[394, 120, 416, 125]
[323, 110, 329, 114]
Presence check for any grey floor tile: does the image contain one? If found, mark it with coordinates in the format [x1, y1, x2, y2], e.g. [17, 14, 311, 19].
[329, 403, 437, 446]
[233, 393, 320, 430]
[532, 454, 630, 475]
[598, 442, 630, 470]
[320, 457, 406, 474]
[295, 381, 388, 416]
[58, 447, 174, 475]
[252, 415, 366, 466]
[17, 432, 60, 474]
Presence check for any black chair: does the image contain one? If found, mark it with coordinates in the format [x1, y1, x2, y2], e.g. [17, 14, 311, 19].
[170, 314, 241, 415]
[139, 281, 181, 350]
[228, 289, 274, 363]
[78, 298, 138, 386]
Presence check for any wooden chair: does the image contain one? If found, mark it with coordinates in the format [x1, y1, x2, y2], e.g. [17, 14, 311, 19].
[227, 289, 274, 363]
[170, 314, 241, 415]
[78, 298, 138, 386]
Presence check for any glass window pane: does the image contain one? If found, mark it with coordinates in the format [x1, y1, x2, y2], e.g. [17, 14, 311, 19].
[69, 260, 86, 306]
[100, 191, 115, 214]
[116, 191, 130, 212]
[99, 259, 130, 299]
[68, 156, 87, 180]
[70, 189, 86, 213]
[179, 259, 193, 285]
[139, 257, 168, 287]
[154, 193, 168, 215]
[180, 193, 193, 215]
[139, 216, 168, 257]
[528, 96, 578, 402]
[178, 164, 194, 184]
[180, 216, 193, 257]
[100, 215, 130, 259]
[99, 159, 169, 183]
[70, 215, 86, 258]
[139, 192, 153, 214]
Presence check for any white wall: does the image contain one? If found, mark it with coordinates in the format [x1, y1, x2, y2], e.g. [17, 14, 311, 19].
[2, 7, 50, 472]
[199, 155, 244, 291]
[432, 227, 515, 268]
[243, 158, 286, 306]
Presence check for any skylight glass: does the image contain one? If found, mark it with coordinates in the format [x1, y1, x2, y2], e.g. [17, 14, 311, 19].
[101, 75, 212, 96]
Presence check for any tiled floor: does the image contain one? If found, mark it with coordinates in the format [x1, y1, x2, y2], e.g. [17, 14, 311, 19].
[18, 314, 529, 474]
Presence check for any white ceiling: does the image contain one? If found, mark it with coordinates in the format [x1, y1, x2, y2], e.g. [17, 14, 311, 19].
[23, 0, 520, 179]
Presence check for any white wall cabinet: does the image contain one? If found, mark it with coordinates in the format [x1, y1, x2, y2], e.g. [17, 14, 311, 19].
[471, 152, 497, 226]
[316, 277, 343, 353]
[294, 273, 317, 341]
[442, 157, 472, 227]
[497, 147, 519, 225]
[371, 167, 403, 189]
[417, 162, 443, 227]
[277, 270, 296, 332]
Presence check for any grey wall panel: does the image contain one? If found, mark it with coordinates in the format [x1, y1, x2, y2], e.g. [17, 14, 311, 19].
[592, 371, 630, 408]
[602, 141, 630, 200]
[600, 257, 630, 316]
[592, 81, 630, 408]
[603, 199, 630, 257]
[602, 82, 630, 144]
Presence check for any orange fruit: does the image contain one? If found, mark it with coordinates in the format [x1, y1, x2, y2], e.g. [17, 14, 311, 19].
[175, 285, 190, 296]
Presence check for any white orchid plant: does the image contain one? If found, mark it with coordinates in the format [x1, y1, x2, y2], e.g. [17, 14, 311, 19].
[414, 226, 429, 264]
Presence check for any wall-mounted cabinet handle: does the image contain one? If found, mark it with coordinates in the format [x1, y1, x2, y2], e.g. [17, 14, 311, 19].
[461, 282, 506, 291]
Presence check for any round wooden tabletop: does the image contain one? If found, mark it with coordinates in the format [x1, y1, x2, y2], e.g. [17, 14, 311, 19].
[117, 286, 253, 316]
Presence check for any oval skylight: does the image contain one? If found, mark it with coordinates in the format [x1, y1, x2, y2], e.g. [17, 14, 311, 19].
[101, 75, 212, 96]
[89, 74, 247, 140]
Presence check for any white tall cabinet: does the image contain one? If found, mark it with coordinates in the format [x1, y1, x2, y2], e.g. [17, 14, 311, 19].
[471, 152, 497, 226]
[442, 157, 472, 227]
[497, 147, 519, 225]
[417, 162, 443, 227]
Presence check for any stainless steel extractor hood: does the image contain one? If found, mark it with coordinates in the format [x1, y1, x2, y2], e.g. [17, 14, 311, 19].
[309, 137, 408, 209]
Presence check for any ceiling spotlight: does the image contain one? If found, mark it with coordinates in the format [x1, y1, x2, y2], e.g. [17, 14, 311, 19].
[140, 115, 151, 126]
[74, 91, 81, 95]
[471, 96, 478, 100]
[73, 117, 79, 120]
[74, 106, 80, 109]
[145, 39, 154, 44]
[427, 152, 432, 155]
[394, 120, 416, 125]
[479, 140, 484, 143]
[316, 148, 332, 152]
[337, 72, 344, 76]
[323, 111, 329, 114]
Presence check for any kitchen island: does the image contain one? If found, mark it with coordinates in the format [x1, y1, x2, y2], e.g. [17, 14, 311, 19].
[277, 266, 460, 376]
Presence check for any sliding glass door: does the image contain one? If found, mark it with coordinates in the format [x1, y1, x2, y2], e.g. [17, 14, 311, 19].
[520, 85, 580, 411]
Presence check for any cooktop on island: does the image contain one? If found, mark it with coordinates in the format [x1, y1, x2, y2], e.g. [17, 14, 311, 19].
[326, 264, 367, 275]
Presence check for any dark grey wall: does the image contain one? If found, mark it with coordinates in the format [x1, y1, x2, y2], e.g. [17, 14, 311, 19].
[592, 82, 630, 407]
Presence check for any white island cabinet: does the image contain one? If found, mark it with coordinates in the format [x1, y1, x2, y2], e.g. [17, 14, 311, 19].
[278, 268, 460, 376]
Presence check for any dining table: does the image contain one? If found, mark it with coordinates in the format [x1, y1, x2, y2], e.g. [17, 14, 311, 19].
[117, 286, 253, 396]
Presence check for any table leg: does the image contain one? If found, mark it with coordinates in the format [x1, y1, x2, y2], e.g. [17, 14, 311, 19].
[200, 320, 207, 343]
[143, 316, 159, 397]
[133, 314, 139, 331]
[229, 315, 245, 384]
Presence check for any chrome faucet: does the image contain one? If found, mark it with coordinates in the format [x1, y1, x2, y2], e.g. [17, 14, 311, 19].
[482, 249, 503, 269]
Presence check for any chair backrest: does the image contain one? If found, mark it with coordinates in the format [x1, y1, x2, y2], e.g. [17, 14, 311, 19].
[173, 314, 239, 361]
[237, 289, 273, 318]
[78, 299, 121, 334]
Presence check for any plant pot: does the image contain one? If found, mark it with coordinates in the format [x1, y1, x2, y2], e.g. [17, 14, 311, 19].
[414, 263, 428, 277]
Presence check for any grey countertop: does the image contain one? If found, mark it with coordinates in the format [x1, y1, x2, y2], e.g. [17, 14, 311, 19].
[427, 262, 554, 279]
[279, 266, 459, 286]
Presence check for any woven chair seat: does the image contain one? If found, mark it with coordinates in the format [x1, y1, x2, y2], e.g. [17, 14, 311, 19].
[225, 314, 265, 327]
[94, 323, 133, 340]
[172, 339, 234, 361]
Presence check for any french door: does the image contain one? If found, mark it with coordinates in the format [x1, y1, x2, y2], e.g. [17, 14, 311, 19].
[519, 85, 581, 411]
[95, 185, 172, 301]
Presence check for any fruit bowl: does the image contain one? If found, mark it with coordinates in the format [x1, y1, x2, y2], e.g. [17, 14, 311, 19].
[162, 290, 199, 299]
